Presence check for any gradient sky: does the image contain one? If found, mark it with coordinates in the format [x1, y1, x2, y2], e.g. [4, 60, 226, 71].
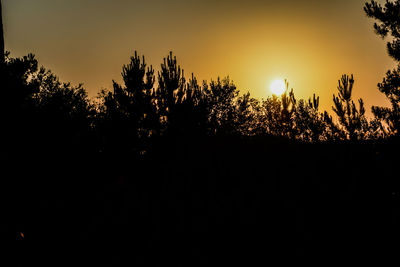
[2, 0, 396, 115]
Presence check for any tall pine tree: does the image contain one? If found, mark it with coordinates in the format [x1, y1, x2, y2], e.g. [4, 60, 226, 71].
[332, 74, 367, 141]
[365, 0, 400, 135]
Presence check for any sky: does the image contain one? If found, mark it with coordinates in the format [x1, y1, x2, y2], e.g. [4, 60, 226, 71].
[2, 0, 396, 115]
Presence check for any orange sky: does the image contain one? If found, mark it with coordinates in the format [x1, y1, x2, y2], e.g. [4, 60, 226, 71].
[2, 0, 396, 115]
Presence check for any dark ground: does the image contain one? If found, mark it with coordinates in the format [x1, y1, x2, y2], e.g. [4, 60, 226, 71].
[2, 136, 400, 266]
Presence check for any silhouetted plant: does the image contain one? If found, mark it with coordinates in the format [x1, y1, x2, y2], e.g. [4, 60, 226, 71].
[253, 81, 297, 138]
[177, 73, 210, 135]
[293, 94, 327, 142]
[1, 52, 41, 160]
[234, 92, 255, 135]
[365, 0, 400, 136]
[332, 74, 368, 141]
[97, 51, 157, 154]
[154, 52, 211, 137]
[322, 111, 345, 141]
[364, 0, 400, 62]
[155, 52, 186, 131]
[257, 95, 283, 136]
[206, 77, 241, 135]
[33, 67, 95, 152]
[1, 53, 40, 107]
[280, 81, 297, 138]
[370, 66, 400, 135]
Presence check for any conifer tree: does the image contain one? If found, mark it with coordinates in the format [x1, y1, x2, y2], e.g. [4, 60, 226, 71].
[332, 74, 367, 140]
[155, 51, 186, 133]
[371, 66, 400, 135]
[280, 81, 297, 138]
[365, 0, 400, 135]
[180, 73, 210, 135]
[364, 0, 400, 62]
[99, 51, 156, 153]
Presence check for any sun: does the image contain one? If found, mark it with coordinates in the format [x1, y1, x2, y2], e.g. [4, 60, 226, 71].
[270, 79, 286, 95]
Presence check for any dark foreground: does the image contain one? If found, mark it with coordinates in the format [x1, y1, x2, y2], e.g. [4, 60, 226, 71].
[2, 136, 400, 266]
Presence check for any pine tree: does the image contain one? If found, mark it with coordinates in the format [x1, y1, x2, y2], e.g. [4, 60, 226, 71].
[364, 0, 400, 62]
[364, 0, 400, 135]
[155, 52, 211, 136]
[280, 80, 296, 138]
[332, 74, 367, 141]
[156, 52, 185, 116]
[99, 51, 156, 154]
[371, 66, 400, 135]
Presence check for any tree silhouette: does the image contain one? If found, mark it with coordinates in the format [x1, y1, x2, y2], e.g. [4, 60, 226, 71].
[332, 74, 367, 141]
[293, 94, 327, 142]
[206, 77, 242, 135]
[98, 51, 157, 154]
[364, 0, 400, 61]
[155, 51, 186, 134]
[154, 52, 212, 137]
[1, 53, 40, 116]
[33, 67, 95, 152]
[322, 110, 345, 141]
[365, 0, 400, 136]
[371, 66, 400, 135]
[234, 92, 254, 135]
[280, 81, 297, 138]
[252, 81, 297, 138]
[175, 73, 210, 135]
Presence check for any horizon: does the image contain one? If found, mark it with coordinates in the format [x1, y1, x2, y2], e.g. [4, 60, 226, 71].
[2, 0, 396, 115]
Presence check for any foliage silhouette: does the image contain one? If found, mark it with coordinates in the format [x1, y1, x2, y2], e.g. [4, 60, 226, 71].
[206, 77, 248, 135]
[97, 51, 157, 155]
[332, 74, 368, 141]
[371, 66, 400, 135]
[293, 95, 327, 142]
[364, 0, 400, 62]
[365, 0, 400, 136]
[156, 52, 210, 137]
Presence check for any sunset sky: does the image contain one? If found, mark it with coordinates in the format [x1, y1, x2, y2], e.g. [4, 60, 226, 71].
[2, 0, 396, 115]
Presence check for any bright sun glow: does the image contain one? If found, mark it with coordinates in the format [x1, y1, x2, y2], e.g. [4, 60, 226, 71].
[270, 79, 286, 95]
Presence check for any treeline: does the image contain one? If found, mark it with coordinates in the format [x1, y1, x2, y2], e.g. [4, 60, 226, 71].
[3, 0, 400, 156]
[4, 1, 400, 157]
[0, 50, 396, 160]
[2, 50, 400, 264]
